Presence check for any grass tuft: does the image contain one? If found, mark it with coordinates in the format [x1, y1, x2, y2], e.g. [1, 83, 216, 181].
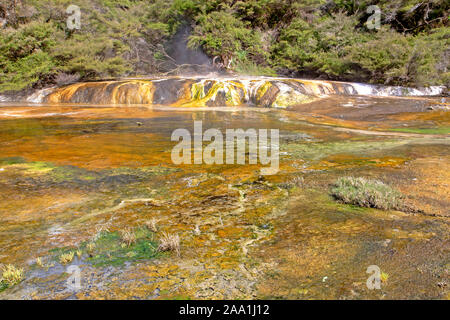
[331, 177, 407, 211]
[1, 264, 24, 287]
[145, 218, 158, 233]
[86, 242, 96, 255]
[36, 257, 44, 268]
[158, 232, 180, 256]
[119, 228, 137, 247]
[59, 252, 75, 265]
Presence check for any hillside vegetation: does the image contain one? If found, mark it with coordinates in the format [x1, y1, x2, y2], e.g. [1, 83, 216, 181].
[0, 0, 448, 93]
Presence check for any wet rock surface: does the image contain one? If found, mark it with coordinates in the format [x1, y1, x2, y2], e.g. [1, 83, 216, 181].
[0, 95, 448, 299]
[37, 77, 447, 108]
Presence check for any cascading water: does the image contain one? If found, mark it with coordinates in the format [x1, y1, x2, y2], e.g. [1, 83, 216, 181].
[13, 77, 448, 108]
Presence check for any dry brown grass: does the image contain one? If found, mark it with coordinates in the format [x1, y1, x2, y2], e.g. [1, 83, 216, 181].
[158, 232, 180, 256]
[119, 228, 136, 247]
[145, 218, 158, 232]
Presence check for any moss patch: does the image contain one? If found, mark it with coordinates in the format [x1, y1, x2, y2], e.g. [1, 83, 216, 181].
[48, 227, 161, 268]
[389, 127, 450, 135]
[81, 228, 161, 267]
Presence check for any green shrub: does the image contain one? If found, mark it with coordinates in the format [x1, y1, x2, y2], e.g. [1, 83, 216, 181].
[0, 0, 173, 92]
[271, 13, 369, 77]
[348, 27, 450, 86]
[347, 29, 413, 84]
[271, 10, 449, 86]
[0, 21, 58, 91]
[0, 0, 448, 92]
[233, 60, 276, 76]
[188, 9, 268, 69]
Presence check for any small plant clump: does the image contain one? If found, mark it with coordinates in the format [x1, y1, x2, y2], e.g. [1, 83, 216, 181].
[120, 228, 137, 247]
[331, 177, 407, 211]
[36, 257, 44, 268]
[158, 232, 180, 256]
[86, 242, 96, 255]
[381, 272, 389, 283]
[59, 252, 75, 265]
[145, 218, 158, 233]
[1, 264, 24, 289]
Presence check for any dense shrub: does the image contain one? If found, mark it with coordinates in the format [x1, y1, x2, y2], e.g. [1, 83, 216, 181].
[0, 0, 174, 92]
[188, 9, 271, 72]
[0, 21, 58, 91]
[0, 0, 448, 92]
[348, 27, 450, 86]
[271, 13, 368, 78]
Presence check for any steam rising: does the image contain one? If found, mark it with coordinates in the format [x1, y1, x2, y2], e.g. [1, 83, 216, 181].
[165, 24, 214, 74]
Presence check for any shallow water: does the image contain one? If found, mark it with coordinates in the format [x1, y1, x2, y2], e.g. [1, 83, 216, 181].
[0, 95, 449, 299]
